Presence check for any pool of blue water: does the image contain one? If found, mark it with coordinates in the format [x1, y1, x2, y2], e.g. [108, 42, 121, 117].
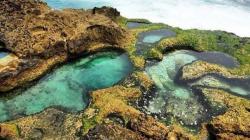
[0, 52, 8, 59]
[0, 51, 133, 122]
[135, 29, 176, 55]
[138, 50, 245, 130]
[127, 22, 147, 29]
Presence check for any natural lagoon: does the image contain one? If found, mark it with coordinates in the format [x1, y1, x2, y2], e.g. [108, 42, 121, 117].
[0, 51, 133, 122]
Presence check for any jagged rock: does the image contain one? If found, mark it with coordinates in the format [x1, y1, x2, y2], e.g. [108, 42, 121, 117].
[128, 115, 169, 139]
[92, 6, 120, 20]
[201, 88, 250, 140]
[0, 108, 83, 139]
[0, 124, 19, 139]
[83, 124, 146, 140]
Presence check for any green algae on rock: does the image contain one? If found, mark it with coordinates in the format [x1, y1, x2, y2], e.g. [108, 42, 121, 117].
[0, 51, 133, 122]
[199, 88, 250, 140]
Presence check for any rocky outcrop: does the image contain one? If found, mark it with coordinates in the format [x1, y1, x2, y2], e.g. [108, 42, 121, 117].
[180, 60, 247, 81]
[200, 88, 250, 140]
[83, 124, 146, 140]
[82, 85, 198, 140]
[0, 0, 128, 92]
[1, 108, 83, 139]
[0, 124, 19, 139]
[92, 6, 120, 20]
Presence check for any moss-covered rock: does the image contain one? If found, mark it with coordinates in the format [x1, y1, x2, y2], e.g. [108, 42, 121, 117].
[83, 124, 146, 140]
[180, 60, 247, 81]
[200, 88, 250, 139]
[0, 108, 83, 139]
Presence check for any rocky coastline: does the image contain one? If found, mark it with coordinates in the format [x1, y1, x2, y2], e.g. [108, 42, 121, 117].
[0, 0, 250, 139]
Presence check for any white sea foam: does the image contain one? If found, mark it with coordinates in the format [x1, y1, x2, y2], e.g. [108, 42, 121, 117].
[45, 0, 250, 37]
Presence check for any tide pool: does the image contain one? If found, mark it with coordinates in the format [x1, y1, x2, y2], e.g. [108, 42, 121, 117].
[144, 51, 213, 127]
[139, 50, 243, 129]
[0, 52, 133, 122]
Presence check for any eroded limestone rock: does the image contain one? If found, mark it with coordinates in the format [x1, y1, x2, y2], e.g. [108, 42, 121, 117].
[0, 0, 128, 92]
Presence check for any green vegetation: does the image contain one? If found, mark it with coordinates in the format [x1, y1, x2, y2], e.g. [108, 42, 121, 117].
[116, 17, 250, 75]
[155, 28, 250, 75]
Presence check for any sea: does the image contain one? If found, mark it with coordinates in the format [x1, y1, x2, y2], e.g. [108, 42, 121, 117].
[45, 0, 250, 37]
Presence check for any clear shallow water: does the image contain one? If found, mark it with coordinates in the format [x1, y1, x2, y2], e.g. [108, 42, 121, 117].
[0, 52, 133, 122]
[45, 0, 250, 37]
[139, 50, 245, 129]
[0, 52, 8, 59]
[135, 29, 176, 55]
[144, 51, 217, 128]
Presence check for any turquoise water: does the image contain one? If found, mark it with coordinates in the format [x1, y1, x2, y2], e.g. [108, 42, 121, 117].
[0, 52, 8, 59]
[144, 51, 209, 127]
[0, 52, 132, 122]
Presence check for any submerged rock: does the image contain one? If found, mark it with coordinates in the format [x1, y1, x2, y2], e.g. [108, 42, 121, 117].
[138, 50, 230, 129]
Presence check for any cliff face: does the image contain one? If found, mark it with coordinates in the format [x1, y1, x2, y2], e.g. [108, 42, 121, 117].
[0, 0, 127, 92]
